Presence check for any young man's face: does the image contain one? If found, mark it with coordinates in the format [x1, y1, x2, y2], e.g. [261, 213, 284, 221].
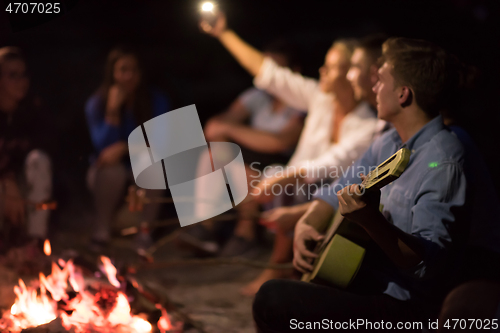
[318, 48, 349, 93]
[372, 62, 401, 121]
[347, 48, 377, 101]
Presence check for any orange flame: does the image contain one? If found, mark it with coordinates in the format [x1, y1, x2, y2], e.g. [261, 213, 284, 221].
[43, 239, 51, 256]
[0, 256, 164, 333]
[157, 305, 174, 333]
[100, 256, 120, 288]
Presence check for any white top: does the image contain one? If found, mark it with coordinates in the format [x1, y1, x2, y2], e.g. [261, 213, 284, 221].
[254, 57, 379, 183]
[238, 87, 304, 134]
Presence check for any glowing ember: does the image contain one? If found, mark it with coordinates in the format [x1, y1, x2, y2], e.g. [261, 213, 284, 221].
[0, 256, 172, 333]
[44, 239, 51, 256]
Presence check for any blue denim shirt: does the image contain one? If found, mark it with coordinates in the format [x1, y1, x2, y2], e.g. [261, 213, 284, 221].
[314, 116, 467, 302]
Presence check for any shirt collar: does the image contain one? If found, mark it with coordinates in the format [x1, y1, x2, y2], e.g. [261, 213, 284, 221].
[390, 115, 444, 151]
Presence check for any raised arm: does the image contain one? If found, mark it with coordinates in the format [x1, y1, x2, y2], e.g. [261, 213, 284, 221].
[200, 12, 264, 77]
[201, 12, 318, 110]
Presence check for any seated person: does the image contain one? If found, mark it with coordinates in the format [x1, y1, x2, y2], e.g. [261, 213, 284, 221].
[250, 34, 389, 296]
[85, 47, 170, 248]
[0, 47, 53, 253]
[200, 13, 379, 260]
[253, 38, 474, 332]
[188, 40, 305, 254]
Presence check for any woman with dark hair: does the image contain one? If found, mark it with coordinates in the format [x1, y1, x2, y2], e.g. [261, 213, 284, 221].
[85, 47, 170, 248]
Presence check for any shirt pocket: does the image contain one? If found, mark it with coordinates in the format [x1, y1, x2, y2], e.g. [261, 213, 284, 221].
[384, 190, 412, 233]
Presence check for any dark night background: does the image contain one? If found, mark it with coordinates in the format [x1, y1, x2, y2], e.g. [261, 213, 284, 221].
[0, 0, 499, 224]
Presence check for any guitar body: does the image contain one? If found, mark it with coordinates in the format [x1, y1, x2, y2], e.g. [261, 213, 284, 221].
[301, 214, 370, 287]
[301, 147, 411, 288]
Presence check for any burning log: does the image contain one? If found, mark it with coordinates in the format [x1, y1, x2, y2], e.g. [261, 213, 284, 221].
[0, 240, 182, 333]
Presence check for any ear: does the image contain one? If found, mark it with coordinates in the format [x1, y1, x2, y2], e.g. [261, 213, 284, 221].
[369, 65, 379, 85]
[398, 86, 413, 107]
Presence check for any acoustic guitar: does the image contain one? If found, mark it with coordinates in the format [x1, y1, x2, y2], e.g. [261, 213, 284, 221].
[301, 147, 411, 287]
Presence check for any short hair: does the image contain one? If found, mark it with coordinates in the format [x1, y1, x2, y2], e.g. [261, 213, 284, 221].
[0, 47, 25, 75]
[381, 37, 459, 118]
[357, 34, 387, 66]
[331, 38, 358, 66]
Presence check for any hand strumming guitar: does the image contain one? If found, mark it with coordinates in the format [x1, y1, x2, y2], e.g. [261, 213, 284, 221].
[292, 199, 333, 273]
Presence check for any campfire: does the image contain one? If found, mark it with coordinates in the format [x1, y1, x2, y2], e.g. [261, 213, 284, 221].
[0, 241, 176, 333]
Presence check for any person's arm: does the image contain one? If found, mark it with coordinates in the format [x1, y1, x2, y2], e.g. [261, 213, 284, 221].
[291, 142, 378, 273]
[293, 199, 334, 272]
[201, 13, 264, 76]
[339, 162, 467, 271]
[215, 98, 252, 124]
[85, 95, 121, 153]
[298, 114, 378, 183]
[204, 96, 252, 142]
[219, 30, 264, 77]
[225, 114, 303, 153]
[1, 177, 25, 225]
[338, 185, 425, 268]
[201, 13, 317, 110]
[260, 201, 313, 232]
[312, 131, 383, 210]
[104, 85, 127, 126]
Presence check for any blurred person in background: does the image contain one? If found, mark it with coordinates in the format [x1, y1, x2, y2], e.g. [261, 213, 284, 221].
[248, 34, 389, 296]
[183, 40, 305, 257]
[85, 47, 171, 249]
[0, 46, 53, 254]
[200, 13, 379, 290]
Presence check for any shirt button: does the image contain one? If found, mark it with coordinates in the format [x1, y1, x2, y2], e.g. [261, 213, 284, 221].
[411, 149, 416, 153]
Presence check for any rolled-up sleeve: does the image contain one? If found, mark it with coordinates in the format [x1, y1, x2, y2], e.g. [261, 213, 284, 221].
[253, 57, 319, 111]
[409, 162, 467, 278]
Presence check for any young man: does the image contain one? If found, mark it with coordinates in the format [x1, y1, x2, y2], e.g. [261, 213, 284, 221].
[200, 13, 379, 259]
[253, 38, 469, 331]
